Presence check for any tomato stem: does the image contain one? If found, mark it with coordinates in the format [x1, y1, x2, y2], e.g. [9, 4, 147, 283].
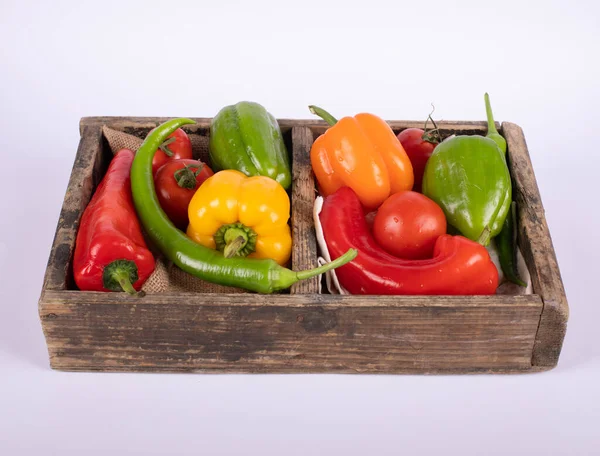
[421, 104, 441, 144]
[173, 164, 203, 189]
[159, 137, 176, 157]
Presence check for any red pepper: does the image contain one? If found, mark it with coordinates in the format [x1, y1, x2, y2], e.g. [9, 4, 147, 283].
[319, 187, 498, 295]
[73, 149, 155, 295]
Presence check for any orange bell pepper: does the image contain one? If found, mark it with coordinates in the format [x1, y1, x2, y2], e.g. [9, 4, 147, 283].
[309, 105, 414, 210]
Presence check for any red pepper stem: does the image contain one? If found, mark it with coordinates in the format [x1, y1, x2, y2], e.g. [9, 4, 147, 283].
[113, 271, 139, 296]
[309, 105, 338, 126]
[295, 248, 358, 280]
[484, 93, 499, 135]
[102, 259, 144, 296]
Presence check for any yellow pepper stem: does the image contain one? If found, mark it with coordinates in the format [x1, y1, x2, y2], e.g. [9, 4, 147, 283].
[214, 222, 258, 258]
[224, 236, 246, 258]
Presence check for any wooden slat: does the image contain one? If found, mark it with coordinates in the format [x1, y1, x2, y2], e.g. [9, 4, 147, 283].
[41, 125, 104, 291]
[80, 116, 491, 136]
[503, 122, 568, 368]
[290, 127, 319, 294]
[40, 291, 542, 374]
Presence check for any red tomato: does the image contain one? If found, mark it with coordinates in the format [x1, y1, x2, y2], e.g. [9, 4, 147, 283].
[397, 128, 437, 192]
[151, 128, 193, 176]
[373, 191, 446, 259]
[154, 159, 214, 230]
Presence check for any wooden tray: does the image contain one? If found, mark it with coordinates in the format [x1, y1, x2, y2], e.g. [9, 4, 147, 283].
[38, 117, 568, 374]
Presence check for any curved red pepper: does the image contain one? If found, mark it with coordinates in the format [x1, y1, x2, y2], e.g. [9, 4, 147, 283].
[319, 187, 499, 295]
[73, 149, 155, 294]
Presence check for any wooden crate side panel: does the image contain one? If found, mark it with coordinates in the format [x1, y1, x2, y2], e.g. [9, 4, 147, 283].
[290, 126, 319, 294]
[41, 125, 104, 291]
[503, 122, 568, 368]
[80, 116, 491, 136]
[40, 292, 542, 373]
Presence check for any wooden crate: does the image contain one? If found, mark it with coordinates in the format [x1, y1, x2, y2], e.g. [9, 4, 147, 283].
[38, 116, 568, 374]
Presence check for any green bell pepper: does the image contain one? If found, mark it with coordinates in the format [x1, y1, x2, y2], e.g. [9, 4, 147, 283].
[422, 134, 511, 246]
[209, 101, 292, 190]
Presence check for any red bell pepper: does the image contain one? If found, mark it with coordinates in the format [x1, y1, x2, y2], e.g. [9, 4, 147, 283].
[319, 187, 499, 295]
[73, 149, 155, 295]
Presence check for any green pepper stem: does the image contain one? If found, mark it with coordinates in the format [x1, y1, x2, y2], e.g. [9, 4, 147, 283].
[309, 105, 338, 126]
[477, 226, 492, 246]
[295, 248, 358, 280]
[484, 93, 499, 135]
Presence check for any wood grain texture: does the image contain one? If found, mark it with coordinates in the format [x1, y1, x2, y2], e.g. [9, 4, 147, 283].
[80, 116, 492, 137]
[290, 126, 319, 294]
[503, 122, 568, 368]
[40, 291, 542, 374]
[42, 125, 104, 291]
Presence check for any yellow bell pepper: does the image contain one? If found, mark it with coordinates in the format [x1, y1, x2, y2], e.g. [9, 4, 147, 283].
[186, 169, 292, 266]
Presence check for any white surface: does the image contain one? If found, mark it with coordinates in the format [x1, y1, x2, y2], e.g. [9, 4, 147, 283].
[1, 0, 599, 454]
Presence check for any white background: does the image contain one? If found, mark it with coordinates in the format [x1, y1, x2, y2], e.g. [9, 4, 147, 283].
[1, 0, 599, 454]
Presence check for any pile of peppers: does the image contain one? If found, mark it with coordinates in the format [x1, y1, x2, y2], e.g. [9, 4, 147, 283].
[312, 94, 524, 295]
[73, 103, 356, 295]
[72, 95, 523, 296]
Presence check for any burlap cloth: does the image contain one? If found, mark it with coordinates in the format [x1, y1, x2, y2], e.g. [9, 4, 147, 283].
[103, 126, 245, 294]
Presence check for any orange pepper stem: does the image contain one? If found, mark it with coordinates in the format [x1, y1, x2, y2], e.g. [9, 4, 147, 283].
[309, 105, 338, 126]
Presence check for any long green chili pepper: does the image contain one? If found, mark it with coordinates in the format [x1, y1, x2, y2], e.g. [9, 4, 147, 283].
[485, 93, 525, 286]
[130, 118, 357, 294]
[496, 202, 526, 287]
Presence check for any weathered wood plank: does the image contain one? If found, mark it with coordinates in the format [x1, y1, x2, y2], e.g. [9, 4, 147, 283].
[41, 125, 104, 291]
[40, 291, 542, 373]
[503, 122, 568, 368]
[290, 127, 319, 294]
[80, 116, 491, 137]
